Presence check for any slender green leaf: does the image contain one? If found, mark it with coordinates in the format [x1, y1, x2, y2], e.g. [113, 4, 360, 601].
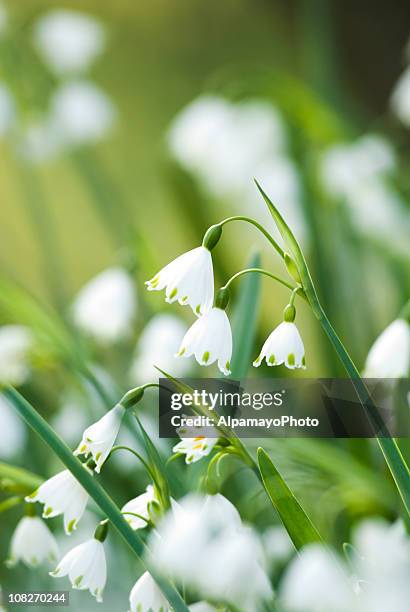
[230, 250, 261, 379]
[0, 461, 42, 490]
[257, 447, 322, 550]
[3, 387, 189, 612]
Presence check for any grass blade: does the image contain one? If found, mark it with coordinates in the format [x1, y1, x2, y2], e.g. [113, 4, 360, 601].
[257, 447, 322, 550]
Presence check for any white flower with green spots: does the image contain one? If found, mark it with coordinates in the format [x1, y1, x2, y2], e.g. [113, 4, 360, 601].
[176, 307, 232, 375]
[363, 318, 410, 378]
[50, 537, 107, 602]
[7, 516, 58, 568]
[173, 436, 217, 464]
[253, 321, 306, 369]
[121, 485, 158, 530]
[145, 246, 214, 316]
[25, 469, 90, 535]
[128, 571, 170, 612]
[74, 404, 124, 473]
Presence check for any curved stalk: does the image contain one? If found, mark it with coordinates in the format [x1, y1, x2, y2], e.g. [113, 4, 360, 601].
[108, 446, 155, 481]
[218, 216, 284, 259]
[223, 268, 297, 294]
[3, 387, 189, 612]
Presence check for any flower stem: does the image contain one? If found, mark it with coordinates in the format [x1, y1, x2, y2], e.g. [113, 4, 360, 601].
[3, 387, 189, 612]
[218, 216, 284, 259]
[222, 268, 299, 295]
[315, 307, 410, 515]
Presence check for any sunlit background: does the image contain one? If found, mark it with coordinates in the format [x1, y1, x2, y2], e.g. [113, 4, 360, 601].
[0, 1, 409, 610]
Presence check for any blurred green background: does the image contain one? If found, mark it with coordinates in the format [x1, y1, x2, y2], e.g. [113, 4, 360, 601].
[0, 0, 409, 610]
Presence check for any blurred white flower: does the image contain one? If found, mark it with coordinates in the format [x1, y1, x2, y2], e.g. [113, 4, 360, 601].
[121, 485, 157, 530]
[33, 10, 105, 75]
[189, 604, 218, 612]
[128, 571, 169, 612]
[26, 469, 90, 535]
[0, 394, 27, 459]
[17, 118, 60, 164]
[151, 493, 272, 611]
[173, 436, 217, 464]
[262, 525, 294, 568]
[0, 83, 15, 136]
[320, 135, 395, 200]
[51, 536, 107, 602]
[72, 267, 136, 343]
[7, 515, 58, 568]
[0, 325, 33, 385]
[49, 80, 116, 147]
[254, 321, 306, 369]
[52, 395, 90, 447]
[363, 318, 410, 378]
[168, 96, 286, 197]
[146, 246, 214, 317]
[390, 66, 410, 127]
[176, 307, 232, 375]
[129, 314, 190, 383]
[280, 544, 354, 612]
[74, 403, 125, 472]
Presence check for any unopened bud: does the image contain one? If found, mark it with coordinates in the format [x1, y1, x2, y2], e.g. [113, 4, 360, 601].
[202, 224, 222, 251]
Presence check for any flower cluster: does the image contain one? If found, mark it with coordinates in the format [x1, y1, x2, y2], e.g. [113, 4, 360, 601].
[145, 232, 306, 375]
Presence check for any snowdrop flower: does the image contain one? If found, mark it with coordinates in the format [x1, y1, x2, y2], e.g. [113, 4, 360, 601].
[17, 118, 60, 164]
[262, 526, 294, 568]
[176, 303, 232, 375]
[0, 394, 27, 459]
[33, 10, 105, 75]
[72, 267, 136, 343]
[7, 512, 58, 568]
[74, 403, 125, 472]
[129, 314, 191, 383]
[254, 321, 306, 370]
[128, 571, 169, 612]
[363, 318, 410, 378]
[280, 544, 354, 612]
[121, 485, 158, 530]
[173, 436, 217, 464]
[0, 325, 33, 385]
[49, 80, 116, 147]
[151, 493, 272, 611]
[26, 469, 90, 535]
[50, 522, 108, 602]
[0, 83, 15, 136]
[146, 246, 214, 316]
[391, 66, 410, 127]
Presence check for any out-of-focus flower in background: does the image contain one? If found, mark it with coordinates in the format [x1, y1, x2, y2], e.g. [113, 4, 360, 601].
[189, 603, 218, 612]
[150, 493, 272, 611]
[363, 318, 410, 378]
[72, 267, 136, 343]
[33, 9, 106, 76]
[168, 95, 307, 244]
[0, 325, 33, 386]
[0, 394, 27, 460]
[129, 313, 190, 383]
[262, 525, 294, 570]
[391, 66, 410, 127]
[7, 515, 59, 569]
[279, 518, 410, 612]
[49, 80, 116, 148]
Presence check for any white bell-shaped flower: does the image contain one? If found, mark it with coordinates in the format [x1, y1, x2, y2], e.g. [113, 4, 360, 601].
[189, 604, 218, 612]
[74, 404, 125, 473]
[176, 307, 232, 375]
[391, 66, 410, 127]
[363, 318, 410, 378]
[0, 325, 33, 386]
[254, 321, 306, 370]
[25, 469, 90, 535]
[0, 394, 27, 459]
[121, 485, 158, 530]
[50, 535, 107, 602]
[33, 9, 105, 75]
[7, 515, 58, 568]
[72, 267, 136, 343]
[128, 571, 169, 612]
[146, 246, 214, 316]
[173, 436, 217, 464]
